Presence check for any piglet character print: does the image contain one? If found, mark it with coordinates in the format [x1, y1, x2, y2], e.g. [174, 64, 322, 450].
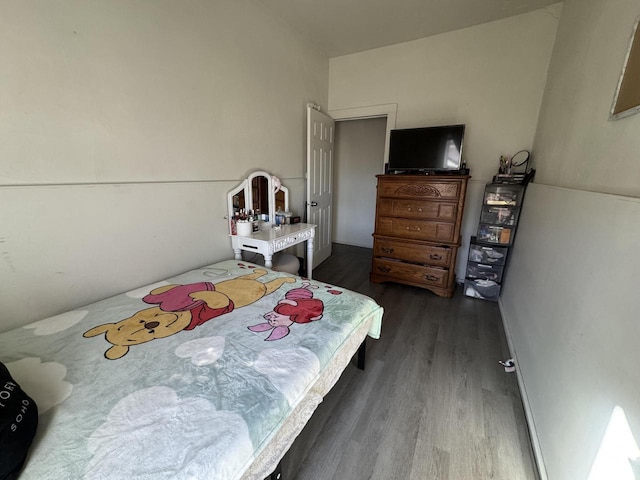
[248, 282, 324, 341]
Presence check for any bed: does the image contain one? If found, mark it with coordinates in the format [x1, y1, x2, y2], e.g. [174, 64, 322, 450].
[1, 259, 383, 479]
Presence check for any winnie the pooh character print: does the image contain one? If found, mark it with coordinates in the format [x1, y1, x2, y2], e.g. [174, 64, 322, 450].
[84, 269, 295, 360]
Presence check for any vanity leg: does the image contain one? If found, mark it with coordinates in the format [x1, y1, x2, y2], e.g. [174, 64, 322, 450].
[306, 238, 314, 279]
[264, 254, 273, 269]
[233, 248, 242, 261]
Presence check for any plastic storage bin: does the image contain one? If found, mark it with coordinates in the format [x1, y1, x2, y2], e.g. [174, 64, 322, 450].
[477, 224, 515, 246]
[483, 184, 524, 207]
[468, 241, 508, 265]
[480, 205, 520, 226]
[466, 262, 504, 282]
[464, 279, 501, 302]
[465, 182, 527, 302]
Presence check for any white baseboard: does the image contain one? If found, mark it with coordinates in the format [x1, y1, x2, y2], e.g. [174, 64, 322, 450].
[498, 298, 548, 480]
[331, 239, 373, 249]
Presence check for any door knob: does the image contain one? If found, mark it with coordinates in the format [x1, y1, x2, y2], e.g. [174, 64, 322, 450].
[310, 201, 318, 207]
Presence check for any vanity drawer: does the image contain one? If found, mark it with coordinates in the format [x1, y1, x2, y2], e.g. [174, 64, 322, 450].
[372, 258, 448, 288]
[376, 217, 455, 243]
[378, 179, 462, 200]
[374, 238, 452, 267]
[377, 199, 457, 221]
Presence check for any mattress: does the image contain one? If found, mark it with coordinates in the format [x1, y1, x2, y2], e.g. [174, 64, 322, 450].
[0, 260, 383, 480]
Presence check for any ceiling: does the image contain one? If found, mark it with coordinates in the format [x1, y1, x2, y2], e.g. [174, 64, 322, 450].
[258, 0, 559, 57]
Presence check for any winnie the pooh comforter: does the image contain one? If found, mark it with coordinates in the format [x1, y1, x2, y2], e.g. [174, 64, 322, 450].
[0, 260, 383, 480]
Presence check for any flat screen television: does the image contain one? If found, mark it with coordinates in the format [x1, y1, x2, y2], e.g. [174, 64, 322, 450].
[388, 124, 465, 173]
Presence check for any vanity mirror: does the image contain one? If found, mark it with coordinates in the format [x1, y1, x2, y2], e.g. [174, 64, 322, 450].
[226, 171, 316, 277]
[226, 170, 289, 233]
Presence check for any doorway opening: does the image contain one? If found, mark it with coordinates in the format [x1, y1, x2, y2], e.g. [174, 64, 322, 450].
[329, 104, 397, 250]
[333, 117, 386, 248]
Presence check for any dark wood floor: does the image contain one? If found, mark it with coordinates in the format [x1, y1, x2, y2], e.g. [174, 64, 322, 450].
[281, 243, 537, 480]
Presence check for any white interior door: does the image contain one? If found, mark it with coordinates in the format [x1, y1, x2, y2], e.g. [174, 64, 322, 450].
[306, 105, 335, 269]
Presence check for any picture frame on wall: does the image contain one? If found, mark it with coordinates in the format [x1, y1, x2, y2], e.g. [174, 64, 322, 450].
[611, 18, 640, 120]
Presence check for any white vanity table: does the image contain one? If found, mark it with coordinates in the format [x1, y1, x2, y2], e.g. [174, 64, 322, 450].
[230, 223, 316, 278]
[227, 171, 316, 278]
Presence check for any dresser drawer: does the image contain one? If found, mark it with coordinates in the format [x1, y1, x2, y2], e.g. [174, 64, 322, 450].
[377, 199, 457, 221]
[377, 179, 462, 200]
[376, 217, 455, 243]
[374, 238, 452, 267]
[372, 258, 448, 288]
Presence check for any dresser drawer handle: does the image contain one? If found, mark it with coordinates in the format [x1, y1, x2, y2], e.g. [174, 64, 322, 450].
[381, 247, 395, 254]
[429, 254, 443, 261]
[378, 265, 391, 273]
[406, 206, 424, 213]
[406, 226, 421, 231]
[425, 274, 439, 282]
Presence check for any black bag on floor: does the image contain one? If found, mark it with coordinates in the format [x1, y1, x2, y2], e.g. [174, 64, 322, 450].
[0, 362, 38, 480]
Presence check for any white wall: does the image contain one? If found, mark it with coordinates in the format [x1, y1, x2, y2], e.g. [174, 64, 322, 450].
[501, 0, 640, 479]
[333, 117, 387, 248]
[328, 5, 561, 280]
[502, 185, 640, 480]
[532, 0, 640, 197]
[0, 0, 326, 184]
[0, 0, 327, 332]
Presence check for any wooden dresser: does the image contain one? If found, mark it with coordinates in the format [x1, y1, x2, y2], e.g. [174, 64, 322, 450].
[370, 174, 470, 297]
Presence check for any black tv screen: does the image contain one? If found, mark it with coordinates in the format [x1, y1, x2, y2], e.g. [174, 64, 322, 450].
[388, 124, 465, 172]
